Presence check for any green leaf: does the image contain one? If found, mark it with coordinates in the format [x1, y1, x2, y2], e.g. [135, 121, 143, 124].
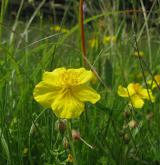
[102, 58, 113, 88]
[0, 129, 10, 163]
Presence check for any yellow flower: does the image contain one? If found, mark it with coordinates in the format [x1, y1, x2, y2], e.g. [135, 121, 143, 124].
[61, 28, 69, 33]
[67, 154, 73, 163]
[118, 83, 155, 108]
[33, 68, 100, 119]
[88, 38, 98, 48]
[134, 51, 144, 57]
[148, 74, 160, 89]
[103, 36, 116, 44]
[50, 25, 68, 33]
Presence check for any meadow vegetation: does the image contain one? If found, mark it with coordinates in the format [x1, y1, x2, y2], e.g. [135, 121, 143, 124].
[0, 0, 160, 164]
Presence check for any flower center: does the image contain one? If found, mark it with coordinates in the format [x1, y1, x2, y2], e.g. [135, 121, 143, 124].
[61, 71, 79, 88]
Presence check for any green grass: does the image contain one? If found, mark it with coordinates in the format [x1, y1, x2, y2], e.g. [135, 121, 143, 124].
[0, 0, 160, 164]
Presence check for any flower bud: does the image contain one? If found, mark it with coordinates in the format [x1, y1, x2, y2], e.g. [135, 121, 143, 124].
[29, 122, 38, 135]
[63, 137, 69, 149]
[67, 154, 73, 163]
[72, 130, 80, 140]
[123, 133, 130, 144]
[55, 119, 67, 133]
[128, 120, 138, 129]
[23, 148, 28, 157]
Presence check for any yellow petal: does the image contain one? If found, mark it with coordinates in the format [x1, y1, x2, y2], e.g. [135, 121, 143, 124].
[52, 25, 61, 32]
[130, 95, 144, 108]
[155, 75, 160, 82]
[88, 39, 98, 48]
[33, 81, 60, 108]
[103, 36, 110, 44]
[117, 85, 128, 97]
[138, 88, 155, 102]
[42, 68, 66, 86]
[103, 36, 116, 44]
[134, 51, 144, 57]
[67, 68, 93, 85]
[74, 85, 101, 104]
[51, 94, 85, 119]
[127, 83, 138, 96]
[148, 75, 160, 89]
[153, 75, 160, 89]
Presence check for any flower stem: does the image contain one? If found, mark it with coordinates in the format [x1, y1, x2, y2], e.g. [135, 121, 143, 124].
[67, 121, 78, 165]
[79, 0, 87, 66]
[80, 137, 93, 149]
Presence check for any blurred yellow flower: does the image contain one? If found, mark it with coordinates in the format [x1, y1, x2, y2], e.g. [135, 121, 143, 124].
[33, 68, 100, 119]
[103, 36, 116, 44]
[88, 38, 98, 48]
[23, 148, 28, 156]
[91, 72, 98, 84]
[50, 25, 68, 33]
[148, 75, 160, 89]
[67, 154, 73, 163]
[134, 51, 144, 57]
[118, 83, 155, 108]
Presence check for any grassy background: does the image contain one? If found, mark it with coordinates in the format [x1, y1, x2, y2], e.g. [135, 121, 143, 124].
[0, 0, 160, 164]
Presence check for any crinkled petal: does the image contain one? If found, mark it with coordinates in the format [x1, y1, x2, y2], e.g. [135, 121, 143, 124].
[51, 94, 85, 119]
[74, 85, 100, 104]
[33, 81, 60, 108]
[117, 85, 129, 97]
[127, 83, 137, 96]
[130, 95, 144, 109]
[67, 68, 93, 85]
[42, 68, 66, 87]
[138, 88, 155, 102]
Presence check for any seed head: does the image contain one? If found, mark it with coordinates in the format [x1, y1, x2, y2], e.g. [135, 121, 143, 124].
[72, 130, 80, 140]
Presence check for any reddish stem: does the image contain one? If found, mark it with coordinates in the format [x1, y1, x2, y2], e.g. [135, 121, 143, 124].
[80, 0, 87, 66]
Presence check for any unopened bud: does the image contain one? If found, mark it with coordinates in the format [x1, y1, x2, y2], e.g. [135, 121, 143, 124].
[128, 120, 138, 129]
[55, 119, 67, 133]
[123, 133, 130, 144]
[67, 154, 73, 163]
[23, 148, 28, 157]
[63, 137, 69, 149]
[72, 130, 80, 140]
[29, 122, 38, 135]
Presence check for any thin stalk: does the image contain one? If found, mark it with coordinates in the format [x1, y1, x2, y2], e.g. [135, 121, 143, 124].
[16, 0, 46, 49]
[9, 0, 24, 45]
[79, 0, 87, 66]
[0, 0, 8, 41]
[67, 122, 78, 165]
[133, 33, 153, 107]
[140, 0, 152, 68]
[80, 137, 93, 149]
